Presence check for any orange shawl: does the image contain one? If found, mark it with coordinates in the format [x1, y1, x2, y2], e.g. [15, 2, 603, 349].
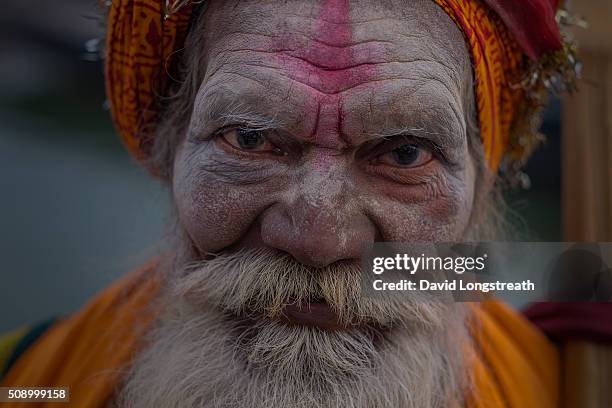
[2, 266, 558, 407]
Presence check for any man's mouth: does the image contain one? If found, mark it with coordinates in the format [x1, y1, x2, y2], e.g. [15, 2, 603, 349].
[281, 300, 345, 331]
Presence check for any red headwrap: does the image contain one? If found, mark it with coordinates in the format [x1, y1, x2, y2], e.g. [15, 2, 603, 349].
[485, 0, 562, 60]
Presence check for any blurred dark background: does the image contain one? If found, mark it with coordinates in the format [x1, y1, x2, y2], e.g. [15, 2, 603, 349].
[0, 1, 170, 332]
[0, 1, 561, 332]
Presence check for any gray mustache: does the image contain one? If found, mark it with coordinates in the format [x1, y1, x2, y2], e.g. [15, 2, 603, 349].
[173, 248, 451, 330]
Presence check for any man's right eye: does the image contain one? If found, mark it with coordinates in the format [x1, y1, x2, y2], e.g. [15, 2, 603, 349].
[220, 128, 278, 154]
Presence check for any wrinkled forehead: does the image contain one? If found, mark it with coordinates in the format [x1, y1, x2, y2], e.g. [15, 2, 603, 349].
[200, 0, 470, 75]
[193, 0, 473, 149]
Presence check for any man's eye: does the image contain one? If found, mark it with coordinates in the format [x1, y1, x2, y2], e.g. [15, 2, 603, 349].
[221, 128, 276, 153]
[377, 144, 432, 168]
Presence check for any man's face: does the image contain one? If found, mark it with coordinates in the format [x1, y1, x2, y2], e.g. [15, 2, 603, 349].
[123, 1, 479, 406]
[173, 0, 478, 265]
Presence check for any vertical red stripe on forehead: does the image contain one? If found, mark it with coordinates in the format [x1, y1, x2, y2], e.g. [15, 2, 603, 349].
[273, 0, 384, 149]
[280, 0, 379, 92]
[316, 0, 351, 42]
[310, 0, 353, 150]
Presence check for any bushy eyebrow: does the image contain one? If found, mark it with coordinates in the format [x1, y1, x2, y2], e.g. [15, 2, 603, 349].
[370, 125, 463, 151]
[217, 111, 281, 131]
[190, 87, 284, 136]
[192, 72, 468, 152]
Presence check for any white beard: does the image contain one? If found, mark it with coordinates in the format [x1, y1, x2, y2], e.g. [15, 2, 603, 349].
[118, 249, 471, 408]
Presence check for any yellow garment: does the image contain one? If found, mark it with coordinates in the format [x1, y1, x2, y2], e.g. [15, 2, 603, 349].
[2, 266, 559, 407]
[467, 301, 559, 407]
[1, 264, 160, 408]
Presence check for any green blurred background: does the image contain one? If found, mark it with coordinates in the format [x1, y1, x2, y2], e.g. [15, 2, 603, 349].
[0, 0, 561, 332]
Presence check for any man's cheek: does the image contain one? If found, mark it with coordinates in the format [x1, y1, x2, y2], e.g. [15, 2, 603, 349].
[368, 180, 474, 241]
[172, 149, 281, 253]
[174, 181, 270, 253]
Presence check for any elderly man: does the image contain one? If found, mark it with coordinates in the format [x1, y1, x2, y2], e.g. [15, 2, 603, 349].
[0, 0, 586, 407]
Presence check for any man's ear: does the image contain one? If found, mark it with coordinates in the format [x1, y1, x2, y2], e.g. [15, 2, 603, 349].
[145, 124, 186, 183]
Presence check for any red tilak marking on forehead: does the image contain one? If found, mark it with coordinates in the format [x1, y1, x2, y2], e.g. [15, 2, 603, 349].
[274, 0, 383, 150]
[284, 0, 380, 94]
[314, 0, 351, 50]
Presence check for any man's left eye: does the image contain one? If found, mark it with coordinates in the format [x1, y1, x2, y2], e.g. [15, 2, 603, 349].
[377, 143, 432, 168]
[221, 128, 276, 153]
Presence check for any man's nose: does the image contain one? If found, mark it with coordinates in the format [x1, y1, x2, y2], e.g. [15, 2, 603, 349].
[260, 190, 376, 268]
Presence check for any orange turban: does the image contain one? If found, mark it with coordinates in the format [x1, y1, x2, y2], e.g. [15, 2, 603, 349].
[105, 0, 566, 171]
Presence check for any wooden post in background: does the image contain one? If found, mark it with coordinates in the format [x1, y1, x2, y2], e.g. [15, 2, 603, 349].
[561, 3, 612, 407]
[562, 0, 612, 241]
